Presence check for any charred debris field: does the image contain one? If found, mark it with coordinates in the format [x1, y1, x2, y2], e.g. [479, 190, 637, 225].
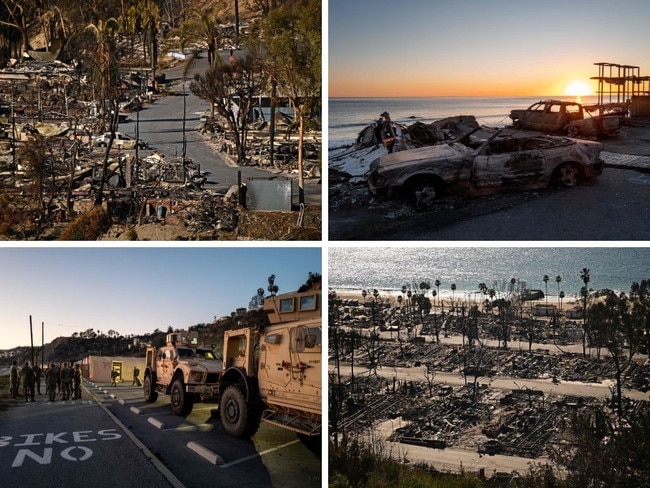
[328, 294, 650, 474]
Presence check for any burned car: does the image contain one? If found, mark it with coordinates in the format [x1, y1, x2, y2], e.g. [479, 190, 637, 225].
[367, 130, 604, 204]
[93, 131, 148, 150]
[509, 100, 620, 138]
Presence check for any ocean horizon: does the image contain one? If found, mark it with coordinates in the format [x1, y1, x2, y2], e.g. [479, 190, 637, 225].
[329, 95, 599, 147]
[329, 247, 650, 302]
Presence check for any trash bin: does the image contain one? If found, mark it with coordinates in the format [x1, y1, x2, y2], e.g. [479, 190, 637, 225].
[156, 205, 166, 219]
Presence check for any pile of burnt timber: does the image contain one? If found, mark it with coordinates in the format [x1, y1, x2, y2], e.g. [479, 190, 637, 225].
[344, 340, 650, 391]
[332, 372, 628, 460]
[201, 113, 322, 178]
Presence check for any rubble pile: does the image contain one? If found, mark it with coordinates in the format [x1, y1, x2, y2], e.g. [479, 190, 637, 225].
[183, 193, 239, 235]
[0, 58, 321, 239]
[340, 340, 650, 392]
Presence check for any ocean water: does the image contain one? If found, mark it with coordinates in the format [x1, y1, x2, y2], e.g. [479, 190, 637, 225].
[328, 96, 599, 147]
[328, 247, 650, 301]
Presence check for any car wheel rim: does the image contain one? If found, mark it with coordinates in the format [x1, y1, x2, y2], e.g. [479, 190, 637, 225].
[560, 166, 578, 187]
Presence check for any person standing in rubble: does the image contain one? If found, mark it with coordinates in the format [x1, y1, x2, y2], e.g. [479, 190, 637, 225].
[46, 363, 58, 401]
[379, 111, 397, 153]
[9, 360, 19, 399]
[21, 361, 36, 402]
[72, 363, 82, 399]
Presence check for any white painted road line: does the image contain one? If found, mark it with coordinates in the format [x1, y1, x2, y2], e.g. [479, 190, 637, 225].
[219, 440, 300, 468]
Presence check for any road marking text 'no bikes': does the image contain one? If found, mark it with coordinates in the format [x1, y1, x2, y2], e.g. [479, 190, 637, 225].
[0, 429, 121, 467]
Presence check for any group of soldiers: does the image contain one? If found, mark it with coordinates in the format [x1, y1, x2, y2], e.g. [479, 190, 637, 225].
[9, 360, 82, 402]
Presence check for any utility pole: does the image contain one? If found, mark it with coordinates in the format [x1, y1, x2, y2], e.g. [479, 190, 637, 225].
[30, 315, 34, 364]
[234, 0, 240, 46]
[41, 321, 45, 368]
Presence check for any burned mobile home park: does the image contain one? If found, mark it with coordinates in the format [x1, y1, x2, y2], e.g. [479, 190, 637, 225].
[0, 0, 321, 240]
[328, 272, 650, 483]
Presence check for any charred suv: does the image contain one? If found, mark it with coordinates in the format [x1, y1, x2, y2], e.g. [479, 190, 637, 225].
[368, 130, 604, 204]
[143, 289, 322, 439]
[509, 100, 620, 138]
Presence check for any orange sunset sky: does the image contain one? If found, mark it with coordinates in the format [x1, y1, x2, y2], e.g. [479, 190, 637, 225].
[328, 0, 650, 98]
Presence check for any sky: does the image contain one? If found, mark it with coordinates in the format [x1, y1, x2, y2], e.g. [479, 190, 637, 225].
[328, 0, 650, 97]
[0, 246, 321, 351]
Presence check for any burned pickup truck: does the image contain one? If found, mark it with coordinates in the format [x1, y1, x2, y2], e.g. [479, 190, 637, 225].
[509, 99, 620, 138]
[367, 129, 604, 205]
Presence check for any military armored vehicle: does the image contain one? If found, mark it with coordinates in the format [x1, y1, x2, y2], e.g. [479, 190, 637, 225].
[143, 288, 322, 439]
[219, 289, 321, 438]
[143, 330, 223, 415]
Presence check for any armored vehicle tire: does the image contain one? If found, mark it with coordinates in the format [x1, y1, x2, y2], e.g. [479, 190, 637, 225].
[220, 385, 261, 438]
[143, 375, 158, 403]
[170, 378, 194, 416]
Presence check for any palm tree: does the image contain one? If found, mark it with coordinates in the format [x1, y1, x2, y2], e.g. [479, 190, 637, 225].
[450, 283, 456, 314]
[555, 275, 562, 306]
[580, 268, 591, 356]
[178, 4, 224, 67]
[139, 0, 160, 90]
[82, 16, 122, 206]
[559, 291, 565, 312]
[435, 280, 441, 309]
[543, 275, 550, 311]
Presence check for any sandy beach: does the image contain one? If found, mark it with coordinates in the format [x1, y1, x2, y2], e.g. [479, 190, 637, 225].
[330, 288, 583, 313]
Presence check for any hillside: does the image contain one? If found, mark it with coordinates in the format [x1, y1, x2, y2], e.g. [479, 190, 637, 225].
[1, 307, 269, 367]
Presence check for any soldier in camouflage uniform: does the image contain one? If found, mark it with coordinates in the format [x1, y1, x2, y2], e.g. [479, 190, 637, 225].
[72, 363, 82, 400]
[60, 362, 73, 400]
[21, 361, 35, 402]
[45, 363, 58, 401]
[9, 360, 19, 399]
[32, 362, 42, 395]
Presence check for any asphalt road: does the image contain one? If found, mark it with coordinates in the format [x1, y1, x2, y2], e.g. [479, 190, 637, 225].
[0, 396, 175, 488]
[94, 380, 321, 488]
[0, 380, 321, 488]
[121, 50, 321, 205]
[330, 166, 650, 240]
[409, 167, 650, 240]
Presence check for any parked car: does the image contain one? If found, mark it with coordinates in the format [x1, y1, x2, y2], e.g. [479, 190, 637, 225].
[93, 132, 148, 149]
[509, 99, 620, 137]
[367, 130, 604, 205]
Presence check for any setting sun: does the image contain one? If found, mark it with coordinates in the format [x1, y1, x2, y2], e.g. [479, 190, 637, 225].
[565, 80, 594, 97]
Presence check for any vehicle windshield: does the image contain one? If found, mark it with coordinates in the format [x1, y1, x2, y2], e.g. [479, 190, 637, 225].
[177, 347, 194, 359]
[196, 348, 219, 360]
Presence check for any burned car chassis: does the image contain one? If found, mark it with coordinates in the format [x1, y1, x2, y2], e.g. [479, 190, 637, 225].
[367, 130, 605, 204]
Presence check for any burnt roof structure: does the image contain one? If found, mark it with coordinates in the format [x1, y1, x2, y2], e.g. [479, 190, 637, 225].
[590, 62, 650, 117]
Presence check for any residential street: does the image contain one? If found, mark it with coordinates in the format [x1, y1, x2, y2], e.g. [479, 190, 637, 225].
[125, 50, 321, 204]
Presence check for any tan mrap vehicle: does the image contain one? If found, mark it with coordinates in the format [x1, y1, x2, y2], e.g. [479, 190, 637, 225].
[143, 330, 223, 416]
[218, 289, 322, 438]
[143, 289, 322, 439]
